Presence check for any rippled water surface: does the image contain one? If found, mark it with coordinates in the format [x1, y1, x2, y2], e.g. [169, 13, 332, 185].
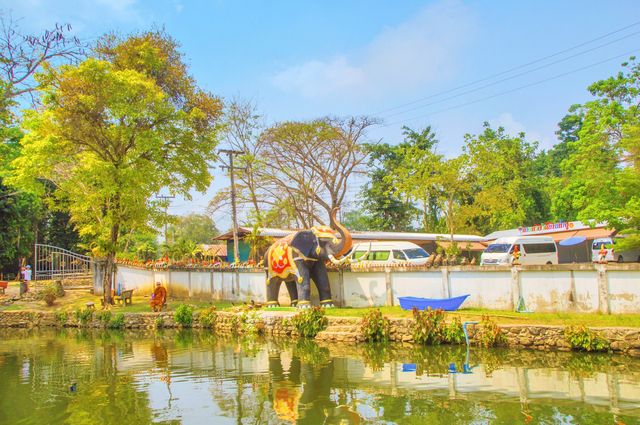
[0, 329, 639, 424]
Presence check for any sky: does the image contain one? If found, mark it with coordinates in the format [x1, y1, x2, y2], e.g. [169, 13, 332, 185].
[3, 0, 640, 229]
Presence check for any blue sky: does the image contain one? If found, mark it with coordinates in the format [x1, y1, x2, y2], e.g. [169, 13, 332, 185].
[3, 0, 640, 227]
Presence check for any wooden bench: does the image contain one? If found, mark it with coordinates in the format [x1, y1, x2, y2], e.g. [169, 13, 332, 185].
[0, 281, 7, 294]
[114, 289, 134, 306]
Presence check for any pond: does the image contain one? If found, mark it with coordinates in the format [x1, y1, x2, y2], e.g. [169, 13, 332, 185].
[0, 329, 639, 424]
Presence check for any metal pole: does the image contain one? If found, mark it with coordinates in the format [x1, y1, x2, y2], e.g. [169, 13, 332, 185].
[219, 149, 245, 264]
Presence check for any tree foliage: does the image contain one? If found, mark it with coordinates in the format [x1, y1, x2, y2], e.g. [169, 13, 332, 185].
[555, 57, 640, 249]
[8, 31, 222, 302]
[463, 123, 548, 234]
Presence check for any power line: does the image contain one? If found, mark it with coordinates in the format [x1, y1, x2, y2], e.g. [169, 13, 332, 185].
[379, 30, 640, 120]
[372, 20, 640, 116]
[385, 48, 640, 127]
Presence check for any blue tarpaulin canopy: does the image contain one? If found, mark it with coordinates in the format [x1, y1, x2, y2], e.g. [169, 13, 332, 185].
[559, 236, 587, 246]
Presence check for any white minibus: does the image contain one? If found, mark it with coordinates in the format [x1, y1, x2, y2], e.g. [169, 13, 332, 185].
[481, 236, 558, 265]
[350, 241, 430, 266]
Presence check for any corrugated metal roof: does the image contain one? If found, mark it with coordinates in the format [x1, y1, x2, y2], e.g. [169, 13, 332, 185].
[214, 227, 484, 242]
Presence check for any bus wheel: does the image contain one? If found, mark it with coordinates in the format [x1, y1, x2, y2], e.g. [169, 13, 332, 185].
[618, 255, 623, 263]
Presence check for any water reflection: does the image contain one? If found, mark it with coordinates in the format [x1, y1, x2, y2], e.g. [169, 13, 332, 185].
[0, 328, 639, 424]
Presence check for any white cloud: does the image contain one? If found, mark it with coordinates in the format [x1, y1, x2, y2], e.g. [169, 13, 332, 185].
[271, 0, 474, 99]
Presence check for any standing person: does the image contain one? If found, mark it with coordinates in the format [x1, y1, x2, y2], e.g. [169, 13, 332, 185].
[24, 265, 32, 292]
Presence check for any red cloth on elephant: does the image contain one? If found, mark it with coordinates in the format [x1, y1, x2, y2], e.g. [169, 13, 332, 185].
[268, 235, 300, 279]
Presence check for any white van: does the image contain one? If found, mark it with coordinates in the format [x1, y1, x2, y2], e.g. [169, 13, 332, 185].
[350, 241, 430, 266]
[481, 236, 558, 265]
[592, 237, 640, 263]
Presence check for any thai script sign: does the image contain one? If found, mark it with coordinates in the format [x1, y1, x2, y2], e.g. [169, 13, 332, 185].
[518, 221, 575, 234]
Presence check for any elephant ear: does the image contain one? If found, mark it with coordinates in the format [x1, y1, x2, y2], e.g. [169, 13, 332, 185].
[290, 230, 318, 258]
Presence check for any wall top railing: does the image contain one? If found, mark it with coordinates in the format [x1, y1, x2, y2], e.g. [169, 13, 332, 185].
[113, 260, 640, 273]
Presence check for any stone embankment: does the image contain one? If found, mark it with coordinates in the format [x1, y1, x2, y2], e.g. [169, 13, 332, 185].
[1, 310, 639, 356]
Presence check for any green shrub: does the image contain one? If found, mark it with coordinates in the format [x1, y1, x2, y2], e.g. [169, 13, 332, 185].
[564, 325, 610, 352]
[239, 310, 265, 335]
[74, 308, 93, 326]
[95, 310, 112, 326]
[412, 308, 446, 345]
[155, 316, 165, 329]
[291, 307, 327, 338]
[360, 309, 391, 342]
[107, 312, 125, 329]
[41, 282, 58, 306]
[474, 315, 505, 347]
[199, 306, 218, 328]
[442, 317, 465, 344]
[54, 311, 68, 325]
[174, 304, 194, 327]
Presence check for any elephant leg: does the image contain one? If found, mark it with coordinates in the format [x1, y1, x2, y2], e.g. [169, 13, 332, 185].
[284, 280, 299, 307]
[311, 262, 334, 307]
[295, 261, 312, 308]
[266, 277, 282, 307]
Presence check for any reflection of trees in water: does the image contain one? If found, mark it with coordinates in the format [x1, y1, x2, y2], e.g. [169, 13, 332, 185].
[1, 330, 639, 424]
[0, 329, 157, 425]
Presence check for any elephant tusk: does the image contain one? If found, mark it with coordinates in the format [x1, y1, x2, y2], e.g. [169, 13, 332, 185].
[328, 254, 350, 265]
[350, 242, 372, 264]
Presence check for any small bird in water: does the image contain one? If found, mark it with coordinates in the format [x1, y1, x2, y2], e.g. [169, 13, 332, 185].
[69, 382, 77, 392]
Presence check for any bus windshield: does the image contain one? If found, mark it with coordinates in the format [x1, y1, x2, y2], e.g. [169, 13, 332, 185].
[484, 244, 511, 253]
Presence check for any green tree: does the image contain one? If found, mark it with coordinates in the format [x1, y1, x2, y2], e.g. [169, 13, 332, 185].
[557, 57, 640, 249]
[393, 137, 473, 244]
[462, 123, 548, 234]
[168, 213, 219, 245]
[9, 31, 222, 303]
[360, 126, 446, 232]
[539, 104, 584, 220]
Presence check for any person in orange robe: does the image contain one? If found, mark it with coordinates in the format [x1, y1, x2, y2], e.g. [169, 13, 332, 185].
[150, 282, 167, 312]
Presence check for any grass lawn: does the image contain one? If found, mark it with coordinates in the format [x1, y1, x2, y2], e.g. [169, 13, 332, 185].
[2, 288, 640, 328]
[324, 306, 640, 327]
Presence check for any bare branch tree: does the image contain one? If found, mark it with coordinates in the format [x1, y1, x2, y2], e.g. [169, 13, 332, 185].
[259, 116, 379, 227]
[0, 14, 85, 107]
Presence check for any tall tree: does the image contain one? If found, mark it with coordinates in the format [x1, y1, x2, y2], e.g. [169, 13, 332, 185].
[358, 126, 441, 232]
[168, 213, 219, 245]
[462, 123, 548, 234]
[9, 31, 223, 303]
[557, 57, 640, 249]
[0, 16, 83, 107]
[258, 116, 377, 227]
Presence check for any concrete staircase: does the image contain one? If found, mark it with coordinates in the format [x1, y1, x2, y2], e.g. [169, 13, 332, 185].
[315, 317, 361, 343]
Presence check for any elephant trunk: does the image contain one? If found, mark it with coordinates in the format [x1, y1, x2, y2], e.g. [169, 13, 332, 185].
[328, 207, 352, 259]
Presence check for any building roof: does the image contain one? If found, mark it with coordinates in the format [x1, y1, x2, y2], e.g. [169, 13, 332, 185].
[200, 244, 227, 257]
[214, 227, 485, 243]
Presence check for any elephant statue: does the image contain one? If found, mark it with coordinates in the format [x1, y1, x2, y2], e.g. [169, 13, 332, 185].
[264, 208, 352, 308]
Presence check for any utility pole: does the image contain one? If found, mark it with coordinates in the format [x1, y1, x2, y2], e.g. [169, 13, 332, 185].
[156, 195, 175, 246]
[219, 149, 245, 264]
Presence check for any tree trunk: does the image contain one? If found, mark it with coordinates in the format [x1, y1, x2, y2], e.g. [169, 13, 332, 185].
[102, 223, 120, 305]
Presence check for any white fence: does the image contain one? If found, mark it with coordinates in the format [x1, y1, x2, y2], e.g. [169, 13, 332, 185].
[97, 263, 640, 314]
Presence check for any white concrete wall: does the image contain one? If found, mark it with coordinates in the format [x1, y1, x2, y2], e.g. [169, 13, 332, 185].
[607, 271, 640, 314]
[104, 264, 640, 314]
[449, 270, 512, 310]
